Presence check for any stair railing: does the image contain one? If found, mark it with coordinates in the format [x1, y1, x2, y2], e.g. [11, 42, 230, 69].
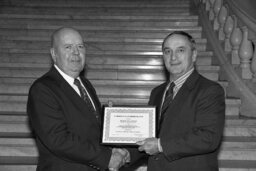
[193, 0, 256, 117]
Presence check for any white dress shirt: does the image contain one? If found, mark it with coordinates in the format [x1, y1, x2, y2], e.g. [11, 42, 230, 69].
[54, 65, 96, 110]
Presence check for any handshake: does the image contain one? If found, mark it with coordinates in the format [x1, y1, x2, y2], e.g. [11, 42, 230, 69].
[108, 148, 130, 171]
[108, 138, 160, 170]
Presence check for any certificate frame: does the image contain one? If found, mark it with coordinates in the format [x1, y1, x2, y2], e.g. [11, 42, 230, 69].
[101, 106, 156, 145]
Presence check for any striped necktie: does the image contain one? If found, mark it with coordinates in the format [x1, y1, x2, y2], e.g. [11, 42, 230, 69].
[159, 82, 175, 127]
[74, 78, 96, 113]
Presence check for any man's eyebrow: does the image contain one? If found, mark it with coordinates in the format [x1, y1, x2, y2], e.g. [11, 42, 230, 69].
[63, 43, 84, 45]
[177, 46, 186, 49]
[163, 46, 186, 50]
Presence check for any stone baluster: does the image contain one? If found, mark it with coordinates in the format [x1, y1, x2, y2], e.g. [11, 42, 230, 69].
[223, 15, 234, 52]
[218, 4, 228, 40]
[213, 0, 222, 30]
[230, 15, 242, 65]
[208, 0, 215, 21]
[251, 40, 256, 82]
[205, 0, 209, 10]
[204, 0, 210, 11]
[239, 26, 253, 79]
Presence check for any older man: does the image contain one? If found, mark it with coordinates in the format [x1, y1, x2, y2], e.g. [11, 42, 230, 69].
[27, 27, 129, 171]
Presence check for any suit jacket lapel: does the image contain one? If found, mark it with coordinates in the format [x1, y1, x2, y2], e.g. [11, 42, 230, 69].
[48, 67, 100, 124]
[163, 70, 200, 120]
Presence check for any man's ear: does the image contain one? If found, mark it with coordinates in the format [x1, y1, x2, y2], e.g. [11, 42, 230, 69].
[192, 49, 197, 62]
[50, 48, 56, 63]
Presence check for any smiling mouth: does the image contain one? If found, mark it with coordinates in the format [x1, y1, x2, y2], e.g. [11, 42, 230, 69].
[71, 59, 81, 62]
[170, 63, 180, 66]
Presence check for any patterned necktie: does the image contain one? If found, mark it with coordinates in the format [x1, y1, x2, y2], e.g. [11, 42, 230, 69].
[159, 82, 175, 127]
[74, 78, 96, 113]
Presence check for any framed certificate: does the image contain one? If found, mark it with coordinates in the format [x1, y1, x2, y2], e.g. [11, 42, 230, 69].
[101, 106, 156, 145]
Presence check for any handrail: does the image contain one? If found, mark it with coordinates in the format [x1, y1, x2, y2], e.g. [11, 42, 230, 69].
[226, 0, 256, 39]
[193, 0, 256, 117]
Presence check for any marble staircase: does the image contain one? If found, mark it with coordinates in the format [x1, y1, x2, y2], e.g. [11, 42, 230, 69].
[0, 0, 256, 170]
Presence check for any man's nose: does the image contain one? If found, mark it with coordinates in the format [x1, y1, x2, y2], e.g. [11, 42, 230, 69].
[170, 53, 177, 60]
[72, 46, 79, 54]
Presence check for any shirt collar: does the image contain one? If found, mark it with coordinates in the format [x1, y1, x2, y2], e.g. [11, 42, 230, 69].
[171, 67, 194, 89]
[54, 64, 77, 86]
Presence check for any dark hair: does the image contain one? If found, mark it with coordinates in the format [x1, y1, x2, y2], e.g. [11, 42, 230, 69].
[162, 31, 196, 50]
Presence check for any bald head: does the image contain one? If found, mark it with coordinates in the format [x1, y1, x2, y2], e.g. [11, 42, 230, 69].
[51, 27, 83, 48]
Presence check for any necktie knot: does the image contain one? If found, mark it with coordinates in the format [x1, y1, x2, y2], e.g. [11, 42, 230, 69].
[74, 78, 87, 100]
[165, 82, 175, 99]
[74, 78, 82, 87]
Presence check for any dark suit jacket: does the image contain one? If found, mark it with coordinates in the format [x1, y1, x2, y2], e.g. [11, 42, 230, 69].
[147, 70, 225, 171]
[27, 67, 112, 171]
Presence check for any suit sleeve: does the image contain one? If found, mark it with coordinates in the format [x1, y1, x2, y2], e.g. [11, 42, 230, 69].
[27, 82, 112, 169]
[160, 84, 225, 161]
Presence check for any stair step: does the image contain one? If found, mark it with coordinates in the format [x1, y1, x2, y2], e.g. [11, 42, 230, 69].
[0, 65, 220, 81]
[0, 137, 254, 149]
[0, 41, 206, 52]
[1, 8, 192, 16]
[219, 160, 256, 171]
[0, 165, 36, 171]
[0, 115, 27, 122]
[0, 78, 228, 88]
[0, 84, 153, 97]
[0, 98, 240, 117]
[225, 99, 241, 117]
[0, 37, 206, 47]
[99, 96, 239, 116]
[0, 59, 215, 67]
[0, 122, 32, 137]
[0, 23, 202, 32]
[87, 66, 219, 81]
[0, 135, 255, 164]
[0, 28, 203, 39]
[0, 101, 27, 113]
[0, 53, 212, 66]
[222, 136, 256, 149]
[222, 117, 256, 137]
[0, 0, 191, 8]
[0, 61, 216, 68]
[224, 127, 256, 137]
[225, 118, 256, 127]
[0, 95, 27, 101]
[0, 14, 198, 20]
[0, 79, 229, 94]
[0, 19, 199, 28]
[218, 149, 256, 161]
[0, 35, 205, 42]
[0, 80, 229, 97]
[0, 136, 254, 150]
[0, 24, 202, 31]
[0, 115, 251, 125]
[0, 162, 255, 171]
[0, 48, 211, 64]
[0, 50, 212, 56]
